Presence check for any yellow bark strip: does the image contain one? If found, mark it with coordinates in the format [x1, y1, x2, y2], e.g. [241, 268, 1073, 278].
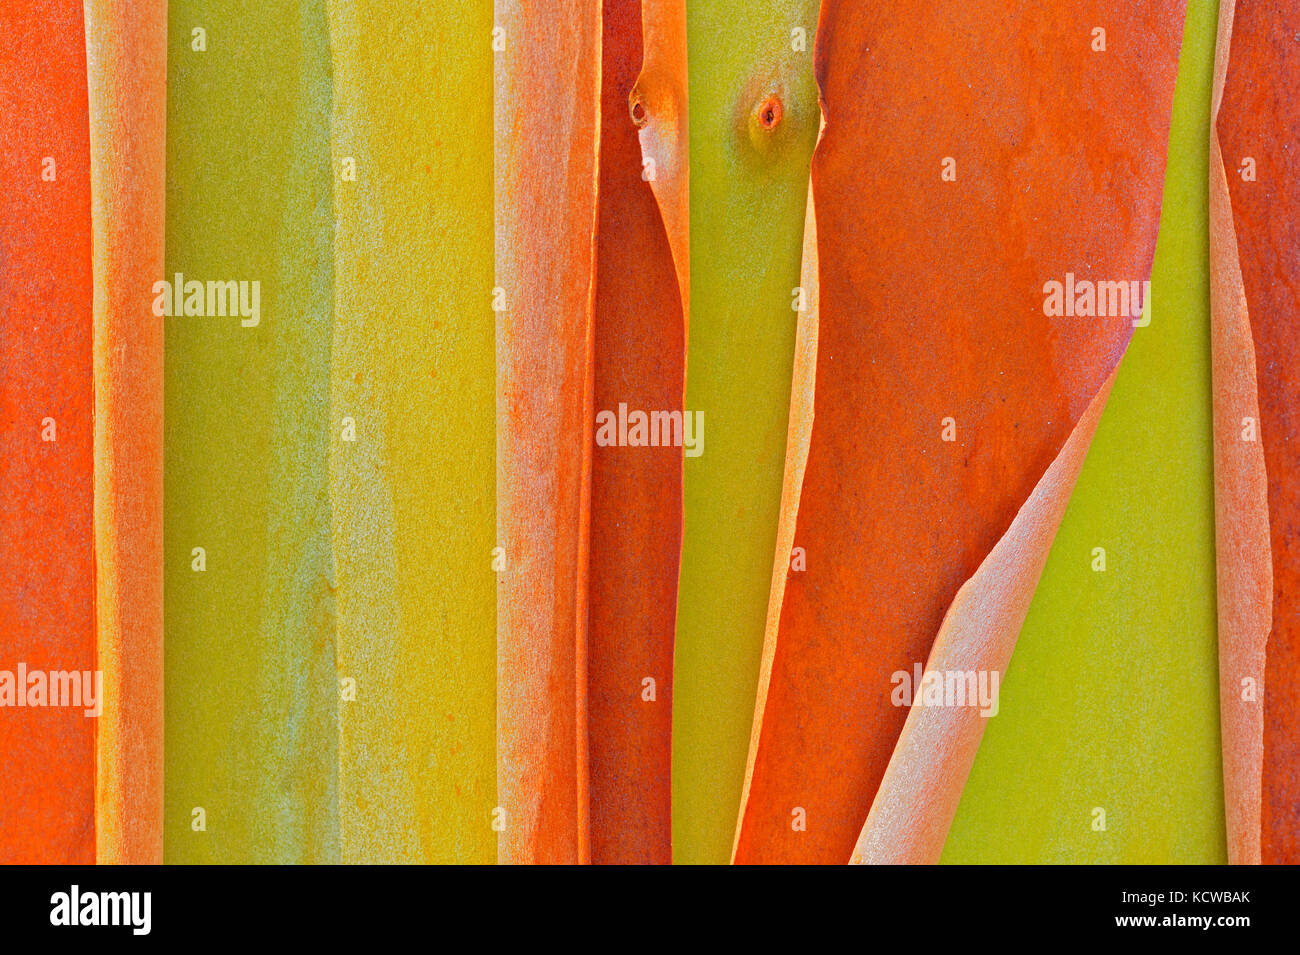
[164, 1, 338, 863]
[328, 0, 497, 863]
[673, 0, 821, 866]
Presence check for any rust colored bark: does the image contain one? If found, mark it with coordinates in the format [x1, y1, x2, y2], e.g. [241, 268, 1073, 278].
[0, 0, 97, 864]
[1214, 0, 1300, 866]
[495, 0, 602, 865]
[588, 0, 687, 864]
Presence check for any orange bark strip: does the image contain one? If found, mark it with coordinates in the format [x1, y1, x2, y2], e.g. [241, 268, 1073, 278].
[1215, 0, 1300, 866]
[84, 0, 167, 867]
[735, 0, 1184, 864]
[495, 0, 602, 865]
[588, 0, 684, 864]
[0, 0, 97, 864]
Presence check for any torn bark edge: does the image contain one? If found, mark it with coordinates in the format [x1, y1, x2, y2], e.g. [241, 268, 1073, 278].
[852, 1, 1260, 865]
[632, 0, 689, 325]
[726, 8, 1117, 864]
[1209, 0, 1267, 867]
[851, 367, 1119, 864]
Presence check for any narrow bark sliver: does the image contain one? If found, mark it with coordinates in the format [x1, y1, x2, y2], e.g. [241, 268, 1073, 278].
[1212, 0, 1300, 866]
[588, 0, 688, 864]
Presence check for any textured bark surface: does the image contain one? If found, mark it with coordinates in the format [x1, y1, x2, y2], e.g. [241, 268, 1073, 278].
[329, 0, 497, 864]
[495, 0, 602, 865]
[1215, 0, 1300, 866]
[164, 0, 340, 863]
[588, 0, 685, 864]
[0, 0, 96, 865]
[85, 0, 167, 866]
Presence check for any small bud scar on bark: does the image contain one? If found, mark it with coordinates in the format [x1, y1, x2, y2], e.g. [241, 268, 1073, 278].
[629, 91, 648, 128]
[757, 95, 783, 130]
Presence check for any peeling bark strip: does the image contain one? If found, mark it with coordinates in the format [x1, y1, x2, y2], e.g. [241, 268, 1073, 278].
[588, 0, 686, 865]
[495, 0, 602, 865]
[735, 0, 1185, 865]
[84, 0, 167, 866]
[1213, 0, 1299, 866]
[853, 370, 1117, 864]
[0, 0, 97, 864]
[631, 0, 689, 319]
